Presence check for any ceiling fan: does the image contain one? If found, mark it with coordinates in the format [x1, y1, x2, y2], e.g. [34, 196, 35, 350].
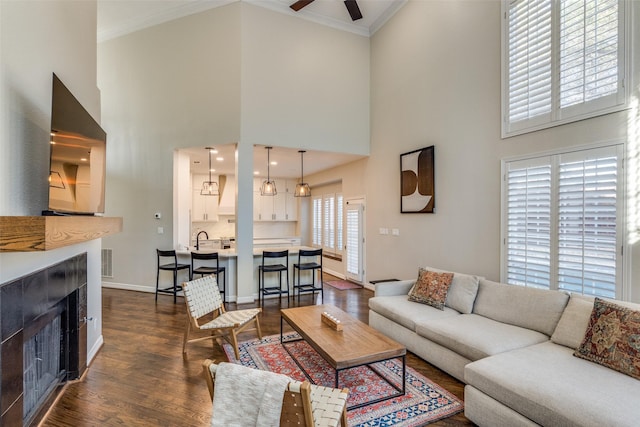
[290, 0, 363, 21]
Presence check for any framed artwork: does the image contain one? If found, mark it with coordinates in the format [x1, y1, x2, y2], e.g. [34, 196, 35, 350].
[400, 146, 435, 213]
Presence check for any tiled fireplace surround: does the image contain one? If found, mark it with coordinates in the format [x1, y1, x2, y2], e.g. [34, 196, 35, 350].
[0, 253, 87, 426]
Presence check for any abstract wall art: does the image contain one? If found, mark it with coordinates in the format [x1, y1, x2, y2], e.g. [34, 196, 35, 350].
[400, 146, 435, 213]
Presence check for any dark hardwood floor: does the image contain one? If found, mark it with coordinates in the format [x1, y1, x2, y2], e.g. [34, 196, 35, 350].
[42, 277, 474, 426]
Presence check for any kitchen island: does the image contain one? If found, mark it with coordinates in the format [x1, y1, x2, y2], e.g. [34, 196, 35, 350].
[177, 246, 316, 303]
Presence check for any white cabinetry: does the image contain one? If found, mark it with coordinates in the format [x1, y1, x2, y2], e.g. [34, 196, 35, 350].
[253, 178, 298, 221]
[192, 174, 218, 222]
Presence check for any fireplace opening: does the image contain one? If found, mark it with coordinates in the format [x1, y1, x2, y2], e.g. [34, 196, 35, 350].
[23, 312, 65, 424]
[22, 298, 70, 426]
[1, 253, 87, 426]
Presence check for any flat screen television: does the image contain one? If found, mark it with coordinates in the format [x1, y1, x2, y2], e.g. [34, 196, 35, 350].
[45, 73, 107, 215]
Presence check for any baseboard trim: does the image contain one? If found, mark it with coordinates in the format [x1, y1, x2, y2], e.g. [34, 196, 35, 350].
[102, 281, 155, 293]
[87, 335, 104, 365]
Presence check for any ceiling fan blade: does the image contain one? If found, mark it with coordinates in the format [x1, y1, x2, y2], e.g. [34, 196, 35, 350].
[290, 0, 315, 12]
[344, 0, 363, 21]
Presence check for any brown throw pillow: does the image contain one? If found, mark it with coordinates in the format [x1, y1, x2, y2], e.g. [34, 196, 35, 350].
[408, 268, 454, 310]
[574, 297, 640, 380]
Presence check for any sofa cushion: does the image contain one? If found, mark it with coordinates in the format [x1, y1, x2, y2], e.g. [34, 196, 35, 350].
[415, 314, 549, 361]
[574, 297, 640, 380]
[465, 341, 640, 427]
[473, 279, 569, 336]
[408, 268, 454, 309]
[551, 294, 595, 349]
[368, 295, 460, 332]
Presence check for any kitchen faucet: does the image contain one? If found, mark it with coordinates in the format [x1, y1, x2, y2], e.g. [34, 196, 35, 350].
[196, 231, 209, 250]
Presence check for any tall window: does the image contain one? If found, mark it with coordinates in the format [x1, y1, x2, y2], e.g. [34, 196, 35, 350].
[312, 193, 343, 256]
[503, 0, 627, 136]
[503, 145, 623, 299]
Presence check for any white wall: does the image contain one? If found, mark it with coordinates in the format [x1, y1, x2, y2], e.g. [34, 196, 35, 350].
[240, 3, 370, 155]
[98, 3, 371, 296]
[97, 3, 242, 289]
[0, 0, 105, 360]
[367, 0, 640, 301]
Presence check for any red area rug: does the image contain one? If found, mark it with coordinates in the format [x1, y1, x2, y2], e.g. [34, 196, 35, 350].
[325, 279, 363, 290]
[223, 333, 463, 426]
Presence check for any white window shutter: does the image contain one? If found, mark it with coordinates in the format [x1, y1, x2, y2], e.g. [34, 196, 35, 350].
[507, 0, 553, 125]
[505, 158, 552, 289]
[557, 147, 619, 298]
[312, 196, 322, 246]
[345, 202, 363, 282]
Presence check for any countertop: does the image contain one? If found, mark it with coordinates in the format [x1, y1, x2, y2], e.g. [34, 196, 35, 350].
[177, 245, 314, 258]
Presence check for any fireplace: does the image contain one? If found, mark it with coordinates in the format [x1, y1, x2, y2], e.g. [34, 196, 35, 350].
[1, 253, 87, 426]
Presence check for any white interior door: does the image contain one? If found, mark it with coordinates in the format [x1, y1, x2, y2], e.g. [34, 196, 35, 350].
[345, 199, 364, 282]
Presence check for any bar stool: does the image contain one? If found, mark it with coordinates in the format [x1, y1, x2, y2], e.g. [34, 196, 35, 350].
[156, 249, 191, 303]
[293, 248, 323, 304]
[191, 252, 226, 303]
[258, 250, 289, 306]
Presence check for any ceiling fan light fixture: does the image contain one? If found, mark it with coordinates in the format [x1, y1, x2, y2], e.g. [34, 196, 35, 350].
[200, 147, 219, 196]
[294, 150, 311, 197]
[261, 146, 277, 196]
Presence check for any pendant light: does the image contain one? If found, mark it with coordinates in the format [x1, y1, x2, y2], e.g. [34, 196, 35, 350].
[200, 147, 219, 196]
[294, 150, 311, 197]
[260, 146, 277, 196]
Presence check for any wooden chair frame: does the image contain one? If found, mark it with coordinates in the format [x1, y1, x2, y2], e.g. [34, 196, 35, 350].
[182, 276, 262, 359]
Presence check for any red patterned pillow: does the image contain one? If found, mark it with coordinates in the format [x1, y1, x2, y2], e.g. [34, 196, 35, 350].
[574, 297, 640, 380]
[408, 268, 454, 310]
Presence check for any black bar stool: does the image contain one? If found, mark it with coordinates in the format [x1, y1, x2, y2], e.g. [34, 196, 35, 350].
[156, 249, 191, 303]
[191, 252, 226, 303]
[293, 248, 323, 304]
[258, 250, 289, 306]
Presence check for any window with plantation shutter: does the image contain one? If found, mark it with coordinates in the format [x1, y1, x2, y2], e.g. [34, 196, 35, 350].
[323, 195, 335, 250]
[557, 148, 620, 298]
[506, 158, 552, 289]
[503, 0, 628, 137]
[502, 145, 623, 299]
[336, 194, 343, 254]
[312, 192, 343, 256]
[507, 0, 552, 125]
[312, 196, 322, 246]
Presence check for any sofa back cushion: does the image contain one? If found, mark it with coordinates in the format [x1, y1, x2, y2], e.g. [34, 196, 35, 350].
[552, 294, 640, 349]
[421, 266, 480, 314]
[550, 294, 595, 349]
[473, 279, 569, 336]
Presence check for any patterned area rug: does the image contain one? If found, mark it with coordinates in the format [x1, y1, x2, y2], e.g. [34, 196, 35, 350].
[223, 333, 463, 427]
[325, 280, 363, 290]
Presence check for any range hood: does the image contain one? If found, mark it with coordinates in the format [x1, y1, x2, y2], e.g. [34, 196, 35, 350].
[218, 174, 235, 215]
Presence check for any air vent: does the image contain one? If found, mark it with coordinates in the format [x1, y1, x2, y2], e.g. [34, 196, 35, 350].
[101, 248, 113, 278]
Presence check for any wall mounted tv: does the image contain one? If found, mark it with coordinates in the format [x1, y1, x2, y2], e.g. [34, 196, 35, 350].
[46, 73, 107, 215]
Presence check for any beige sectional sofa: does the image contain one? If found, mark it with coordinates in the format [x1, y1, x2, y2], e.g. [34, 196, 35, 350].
[368, 268, 640, 427]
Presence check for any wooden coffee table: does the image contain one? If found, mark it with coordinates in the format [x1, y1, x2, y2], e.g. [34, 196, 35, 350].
[280, 304, 406, 409]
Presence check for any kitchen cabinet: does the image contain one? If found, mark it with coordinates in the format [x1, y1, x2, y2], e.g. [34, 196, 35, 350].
[192, 174, 218, 222]
[253, 179, 298, 221]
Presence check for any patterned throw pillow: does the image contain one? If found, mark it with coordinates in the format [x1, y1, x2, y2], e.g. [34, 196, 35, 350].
[408, 268, 454, 310]
[574, 297, 640, 380]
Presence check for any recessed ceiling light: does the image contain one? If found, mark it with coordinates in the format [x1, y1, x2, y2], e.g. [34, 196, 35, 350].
[270, 161, 277, 166]
[254, 171, 259, 175]
[209, 168, 216, 172]
[210, 148, 218, 154]
[216, 157, 224, 162]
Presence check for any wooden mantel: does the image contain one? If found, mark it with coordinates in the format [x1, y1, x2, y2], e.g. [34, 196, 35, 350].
[0, 216, 123, 252]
